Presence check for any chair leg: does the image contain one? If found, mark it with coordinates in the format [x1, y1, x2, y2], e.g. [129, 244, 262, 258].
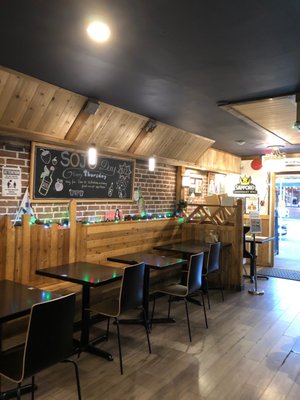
[219, 272, 225, 302]
[200, 291, 208, 329]
[106, 317, 110, 339]
[184, 298, 192, 342]
[63, 359, 82, 400]
[17, 383, 21, 400]
[204, 277, 211, 310]
[167, 295, 172, 318]
[142, 308, 152, 354]
[31, 376, 35, 400]
[151, 296, 156, 330]
[115, 318, 123, 375]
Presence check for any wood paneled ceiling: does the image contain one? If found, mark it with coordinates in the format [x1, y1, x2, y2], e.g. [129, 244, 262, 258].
[2, 1, 300, 157]
[221, 95, 300, 150]
[0, 67, 214, 166]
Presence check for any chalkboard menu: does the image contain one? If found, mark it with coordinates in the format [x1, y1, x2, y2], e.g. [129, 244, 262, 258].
[30, 143, 135, 201]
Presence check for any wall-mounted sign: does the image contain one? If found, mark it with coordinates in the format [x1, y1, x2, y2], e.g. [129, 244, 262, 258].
[30, 143, 135, 201]
[2, 166, 21, 197]
[233, 175, 258, 195]
[249, 211, 261, 234]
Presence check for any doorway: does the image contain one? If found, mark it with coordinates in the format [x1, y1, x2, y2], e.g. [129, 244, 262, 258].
[274, 174, 300, 271]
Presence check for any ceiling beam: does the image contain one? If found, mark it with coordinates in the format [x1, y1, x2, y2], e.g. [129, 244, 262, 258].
[127, 119, 157, 153]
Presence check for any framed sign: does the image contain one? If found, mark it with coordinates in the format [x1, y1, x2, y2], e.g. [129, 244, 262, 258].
[195, 178, 203, 194]
[30, 143, 135, 201]
[245, 197, 259, 214]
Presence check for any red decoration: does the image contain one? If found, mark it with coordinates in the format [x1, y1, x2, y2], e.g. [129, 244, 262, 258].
[250, 159, 262, 170]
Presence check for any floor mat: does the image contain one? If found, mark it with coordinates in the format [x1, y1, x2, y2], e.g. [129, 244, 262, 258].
[258, 267, 300, 281]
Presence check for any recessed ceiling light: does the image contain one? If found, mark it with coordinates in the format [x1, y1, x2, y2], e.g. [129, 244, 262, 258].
[235, 140, 245, 145]
[87, 21, 111, 42]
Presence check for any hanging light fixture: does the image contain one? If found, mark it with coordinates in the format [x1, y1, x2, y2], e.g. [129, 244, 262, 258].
[148, 157, 156, 171]
[88, 143, 97, 168]
[262, 146, 286, 172]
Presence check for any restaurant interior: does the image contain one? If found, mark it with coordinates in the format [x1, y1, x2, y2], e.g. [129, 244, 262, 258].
[1, 1, 300, 399]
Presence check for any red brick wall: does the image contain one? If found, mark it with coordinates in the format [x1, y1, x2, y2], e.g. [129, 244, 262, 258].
[0, 144, 177, 222]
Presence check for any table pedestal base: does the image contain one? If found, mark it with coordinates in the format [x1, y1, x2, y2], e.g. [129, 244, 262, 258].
[248, 288, 264, 295]
[0, 384, 37, 400]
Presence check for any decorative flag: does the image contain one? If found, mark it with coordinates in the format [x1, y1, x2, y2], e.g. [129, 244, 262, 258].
[14, 187, 35, 225]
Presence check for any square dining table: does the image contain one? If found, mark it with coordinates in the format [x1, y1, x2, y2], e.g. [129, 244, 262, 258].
[0, 279, 60, 400]
[36, 261, 123, 361]
[107, 252, 186, 323]
[154, 240, 222, 257]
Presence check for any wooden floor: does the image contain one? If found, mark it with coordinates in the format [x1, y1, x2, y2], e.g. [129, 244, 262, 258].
[2, 276, 300, 399]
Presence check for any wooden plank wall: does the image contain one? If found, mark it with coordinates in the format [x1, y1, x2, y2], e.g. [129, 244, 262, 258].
[0, 216, 182, 289]
[243, 215, 272, 267]
[0, 208, 243, 290]
[77, 219, 183, 264]
[182, 200, 244, 290]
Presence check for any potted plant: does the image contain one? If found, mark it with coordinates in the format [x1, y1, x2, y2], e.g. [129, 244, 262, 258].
[176, 199, 188, 217]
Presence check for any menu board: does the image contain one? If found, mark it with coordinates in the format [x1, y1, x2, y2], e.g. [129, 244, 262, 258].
[30, 143, 135, 201]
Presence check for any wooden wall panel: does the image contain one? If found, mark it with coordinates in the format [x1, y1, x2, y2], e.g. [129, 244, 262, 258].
[133, 124, 214, 163]
[80, 219, 182, 264]
[197, 148, 241, 174]
[243, 215, 272, 267]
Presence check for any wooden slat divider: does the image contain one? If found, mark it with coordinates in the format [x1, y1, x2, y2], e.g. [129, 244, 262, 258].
[0, 201, 243, 291]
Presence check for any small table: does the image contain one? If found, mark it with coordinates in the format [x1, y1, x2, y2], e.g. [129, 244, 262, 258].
[36, 262, 123, 361]
[245, 235, 275, 294]
[107, 253, 186, 323]
[0, 279, 60, 400]
[153, 240, 211, 258]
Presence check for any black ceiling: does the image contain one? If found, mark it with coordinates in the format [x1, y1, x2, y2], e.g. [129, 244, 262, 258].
[1, 0, 300, 156]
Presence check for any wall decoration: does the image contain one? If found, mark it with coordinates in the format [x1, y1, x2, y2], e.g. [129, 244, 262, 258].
[30, 143, 135, 201]
[2, 166, 21, 197]
[233, 175, 258, 195]
[245, 196, 259, 213]
[195, 178, 203, 194]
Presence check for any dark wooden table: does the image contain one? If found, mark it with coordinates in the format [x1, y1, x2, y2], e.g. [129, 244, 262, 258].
[0, 279, 60, 400]
[154, 240, 230, 258]
[36, 262, 123, 361]
[107, 253, 186, 323]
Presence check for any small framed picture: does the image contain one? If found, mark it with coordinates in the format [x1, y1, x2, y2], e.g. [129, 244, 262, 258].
[245, 197, 259, 214]
[195, 178, 203, 194]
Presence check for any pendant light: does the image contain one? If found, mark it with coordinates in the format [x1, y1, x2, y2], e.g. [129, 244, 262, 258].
[148, 157, 156, 171]
[88, 144, 97, 168]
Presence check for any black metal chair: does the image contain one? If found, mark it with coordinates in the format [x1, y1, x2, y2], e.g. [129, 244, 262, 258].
[0, 293, 81, 399]
[86, 262, 151, 374]
[151, 252, 208, 342]
[202, 241, 224, 309]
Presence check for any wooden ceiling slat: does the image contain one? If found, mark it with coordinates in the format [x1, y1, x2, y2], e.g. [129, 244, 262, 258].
[0, 78, 39, 127]
[52, 93, 86, 137]
[0, 66, 215, 165]
[232, 96, 300, 145]
[0, 72, 20, 120]
[18, 83, 57, 131]
[35, 89, 73, 136]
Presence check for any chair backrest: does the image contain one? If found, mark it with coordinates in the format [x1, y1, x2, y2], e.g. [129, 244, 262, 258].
[22, 293, 76, 380]
[206, 241, 221, 274]
[187, 252, 204, 294]
[119, 262, 145, 314]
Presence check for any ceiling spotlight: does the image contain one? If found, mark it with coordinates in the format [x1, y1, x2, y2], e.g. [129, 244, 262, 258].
[87, 21, 111, 42]
[235, 140, 245, 145]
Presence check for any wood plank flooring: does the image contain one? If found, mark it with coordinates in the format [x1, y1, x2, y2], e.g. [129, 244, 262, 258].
[2, 277, 300, 399]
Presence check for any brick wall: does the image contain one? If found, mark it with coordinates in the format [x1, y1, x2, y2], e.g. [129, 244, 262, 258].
[0, 144, 177, 222]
